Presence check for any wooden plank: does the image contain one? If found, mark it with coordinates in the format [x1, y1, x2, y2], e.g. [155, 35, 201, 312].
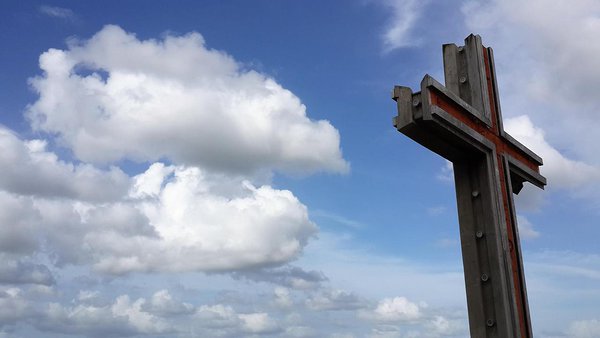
[443, 43, 460, 95]
[454, 160, 488, 337]
[465, 34, 492, 126]
[503, 155, 534, 337]
[506, 155, 546, 190]
[484, 150, 521, 338]
[392, 86, 414, 130]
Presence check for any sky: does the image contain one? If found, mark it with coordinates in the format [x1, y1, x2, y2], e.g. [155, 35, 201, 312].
[1, 0, 600, 337]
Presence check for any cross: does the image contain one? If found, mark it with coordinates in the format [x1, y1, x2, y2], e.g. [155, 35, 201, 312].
[392, 34, 546, 337]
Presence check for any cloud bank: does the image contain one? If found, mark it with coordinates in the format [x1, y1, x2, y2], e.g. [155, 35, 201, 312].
[27, 25, 348, 175]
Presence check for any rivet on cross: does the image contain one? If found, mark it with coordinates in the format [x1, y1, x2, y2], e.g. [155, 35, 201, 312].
[392, 34, 546, 337]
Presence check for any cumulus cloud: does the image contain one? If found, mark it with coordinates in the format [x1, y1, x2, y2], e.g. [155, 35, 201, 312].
[0, 24, 342, 282]
[0, 288, 31, 327]
[195, 304, 280, 335]
[27, 25, 348, 175]
[143, 290, 194, 316]
[238, 312, 280, 334]
[273, 287, 294, 308]
[0, 126, 129, 202]
[195, 304, 240, 329]
[0, 192, 40, 255]
[105, 164, 317, 273]
[0, 161, 317, 274]
[305, 289, 365, 311]
[361, 297, 422, 322]
[36, 294, 171, 337]
[0, 255, 54, 286]
[425, 315, 465, 337]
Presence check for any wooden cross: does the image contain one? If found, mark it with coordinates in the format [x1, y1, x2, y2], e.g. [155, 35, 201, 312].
[392, 34, 546, 337]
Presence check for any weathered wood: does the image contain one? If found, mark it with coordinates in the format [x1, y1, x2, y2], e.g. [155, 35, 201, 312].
[392, 34, 546, 337]
[442, 35, 492, 126]
[502, 156, 534, 337]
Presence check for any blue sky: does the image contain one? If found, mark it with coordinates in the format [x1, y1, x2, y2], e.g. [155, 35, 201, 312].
[1, 1, 600, 337]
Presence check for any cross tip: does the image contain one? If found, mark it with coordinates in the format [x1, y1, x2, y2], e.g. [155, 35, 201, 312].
[464, 33, 484, 47]
[392, 86, 400, 101]
[392, 86, 413, 102]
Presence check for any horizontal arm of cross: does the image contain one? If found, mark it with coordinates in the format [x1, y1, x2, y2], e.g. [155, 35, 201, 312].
[392, 75, 546, 191]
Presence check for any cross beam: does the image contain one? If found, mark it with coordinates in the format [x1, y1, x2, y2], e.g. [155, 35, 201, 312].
[392, 35, 546, 337]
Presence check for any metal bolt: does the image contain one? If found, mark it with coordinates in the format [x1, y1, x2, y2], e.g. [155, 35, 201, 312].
[471, 190, 479, 197]
[481, 273, 489, 282]
[459, 76, 467, 84]
[476, 231, 484, 239]
[412, 98, 420, 107]
[486, 319, 495, 327]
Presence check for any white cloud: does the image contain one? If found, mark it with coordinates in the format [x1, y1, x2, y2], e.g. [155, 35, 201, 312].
[111, 164, 317, 273]
[273, 287, 293, 308]
[77, 290, 99, 302]
[37, 294, 171, 336]
[0, 163, 317, 274]
[0, 24, 340, 282]
[380, 0, 426, 52]
[425, 315, 465, 337]
[569, 319, 600, 338]
[436, 160, 454, 183]
[363, 297, 422, 322]
[27, 25, 348, 175]
[516, 215, 540, 240]
[39, 6, 75, 20]
[195, 304, 279, 335]
[305, 289, 365, 311]
[239, 312, 280, 334]
[144, 290, 194, 316]
[0, 126, 130, 202]
[0, 160, 317, 275]
[0, 192, 40, 255]
[0, 255, 54, 285]
[0, 288, 31, 326]
[195, 304, 240, 329]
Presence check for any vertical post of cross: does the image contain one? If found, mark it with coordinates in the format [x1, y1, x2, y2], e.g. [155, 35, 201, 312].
[443, 34, 533, 338]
